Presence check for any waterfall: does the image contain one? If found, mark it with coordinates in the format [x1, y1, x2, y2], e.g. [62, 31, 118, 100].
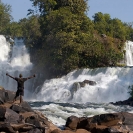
[125, 41, 133, 66]
[34, 41, 133, 103]
[0, 35, 33, 99]
[34, 67, 133, 103]
[0, 35, 10, 61]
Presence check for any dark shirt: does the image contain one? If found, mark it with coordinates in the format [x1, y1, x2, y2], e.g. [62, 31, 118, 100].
[15, 77, 28, 89]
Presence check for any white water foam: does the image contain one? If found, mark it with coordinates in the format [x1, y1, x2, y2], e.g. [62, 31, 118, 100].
[0, 35, 10, 61]
[34, 67, 133, 103]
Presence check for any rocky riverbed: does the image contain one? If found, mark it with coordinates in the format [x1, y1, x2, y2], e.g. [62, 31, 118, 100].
[0, 87, 133, 133]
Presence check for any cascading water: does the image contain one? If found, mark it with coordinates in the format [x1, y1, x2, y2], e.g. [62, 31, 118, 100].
[34, 67, 133, 103]
[0, 35, 33, 99]
[125, 41, 133, 66]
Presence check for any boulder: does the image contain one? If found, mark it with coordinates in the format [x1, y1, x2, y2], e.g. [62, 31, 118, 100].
[65, 116, 79, 131]
[73, 79, 96, 88]
[112, 97, 133, 106]
[5, 108, 20, 124]
[65, 112, 133, 133]
[1, 86, 133, 133]
[70, 80, 96, 98]
[83, 80, 96, 86]
[10, 101, 34, 113]
[25, 115, 41, 128]
[0, 87, 16, 103]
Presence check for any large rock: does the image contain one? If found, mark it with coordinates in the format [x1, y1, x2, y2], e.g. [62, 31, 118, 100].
[111, 97, 133, 106]
[65, 112, 133, 133]
[1, 86, 133, 133]
[5, 108, 20, 124]
[65, 116, 79, 131]
[76, 80, 97, 88]
[10, 101, 34, 113]
[70, 80, 96, 99]
[0, 105, 20, 123]
[0, 100, 60, 133]
[0, 87, 16, 104]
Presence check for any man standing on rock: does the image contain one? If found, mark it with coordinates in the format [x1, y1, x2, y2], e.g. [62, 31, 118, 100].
[6, 73, 35, 103]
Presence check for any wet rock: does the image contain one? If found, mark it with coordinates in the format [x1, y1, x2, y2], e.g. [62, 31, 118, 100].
[72, 80, 96, 91]
[70, 80, 96, 99]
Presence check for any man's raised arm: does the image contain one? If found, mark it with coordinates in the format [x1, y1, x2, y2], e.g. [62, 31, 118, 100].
[27, 74, 36, 79]
[6, 73, 15, 80]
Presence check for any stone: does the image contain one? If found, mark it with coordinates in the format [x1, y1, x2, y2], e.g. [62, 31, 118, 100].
[65, 116, 79, 131]
[5, 108, 20, 124]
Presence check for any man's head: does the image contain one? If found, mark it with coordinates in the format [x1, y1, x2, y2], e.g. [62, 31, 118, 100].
[19, 74, 23, 78]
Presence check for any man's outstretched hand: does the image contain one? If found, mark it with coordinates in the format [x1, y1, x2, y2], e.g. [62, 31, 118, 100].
[6, 73, 8, 76]
[33, 74, 36, 77]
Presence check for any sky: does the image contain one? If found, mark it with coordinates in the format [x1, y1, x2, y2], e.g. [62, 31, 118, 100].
[2, 0, 133, 24]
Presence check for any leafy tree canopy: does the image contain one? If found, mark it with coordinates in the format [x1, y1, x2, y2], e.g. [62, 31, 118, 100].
[0, 2, 12, 34]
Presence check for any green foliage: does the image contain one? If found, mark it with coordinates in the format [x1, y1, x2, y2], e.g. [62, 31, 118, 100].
[49, 14, 93, 74]
[19, 15, 41, 47]
[30, 0, 88, 15]
[27, 0, 93, 77]
[93, 12, 133, 41]
[6, 22, 22, 37]
[0, 2, 12, 34]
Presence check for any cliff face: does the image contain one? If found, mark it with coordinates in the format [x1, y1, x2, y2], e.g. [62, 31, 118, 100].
[1, 87, 133, 133]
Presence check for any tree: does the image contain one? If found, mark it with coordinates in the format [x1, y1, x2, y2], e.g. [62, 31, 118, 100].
[27, 0, 133, 78]
[0, 2, 12, 34]
[29, 0, 95, 77]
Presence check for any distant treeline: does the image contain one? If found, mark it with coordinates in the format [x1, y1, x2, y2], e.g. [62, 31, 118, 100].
[1, 0, 133, 79]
